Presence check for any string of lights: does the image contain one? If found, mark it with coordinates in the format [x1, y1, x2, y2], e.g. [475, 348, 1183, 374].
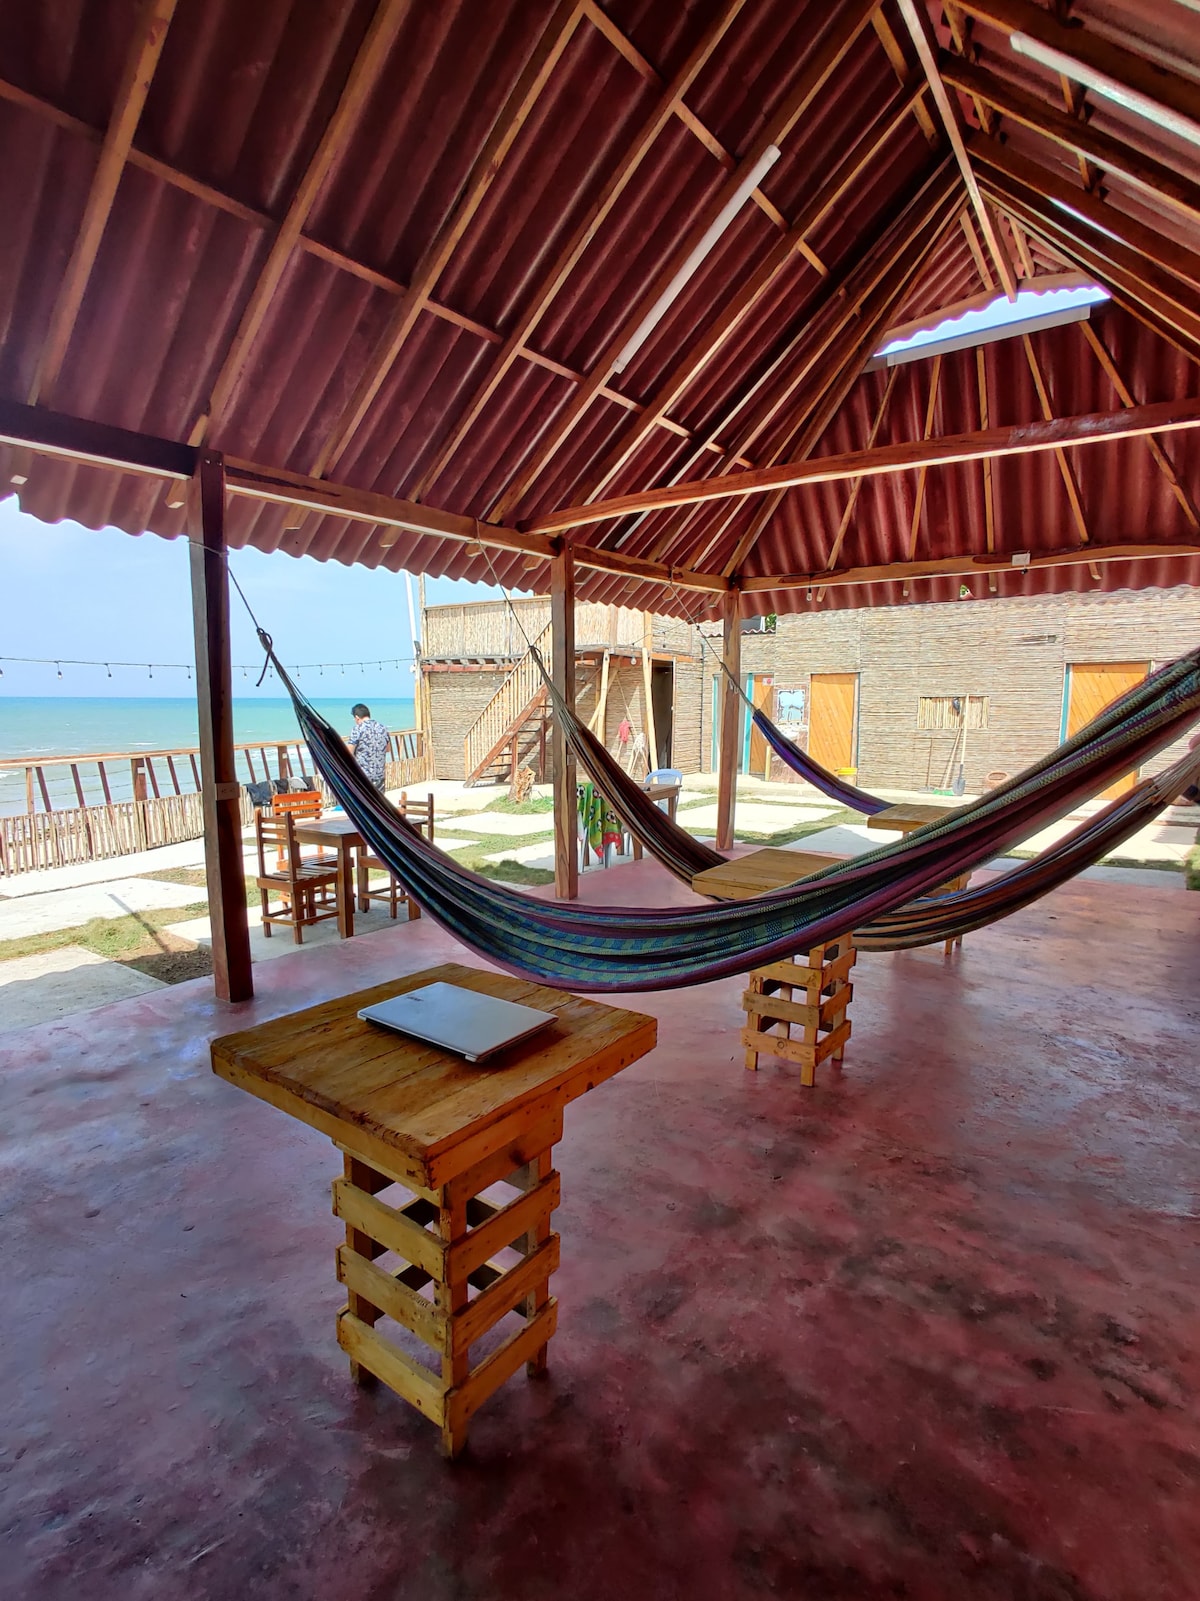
[0, 654, 415, 680]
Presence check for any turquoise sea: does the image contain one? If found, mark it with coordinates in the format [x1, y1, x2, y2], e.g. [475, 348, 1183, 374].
[0, 696, 415, 814]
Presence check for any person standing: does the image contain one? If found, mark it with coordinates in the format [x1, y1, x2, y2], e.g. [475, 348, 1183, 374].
[348, 703, 390, 789]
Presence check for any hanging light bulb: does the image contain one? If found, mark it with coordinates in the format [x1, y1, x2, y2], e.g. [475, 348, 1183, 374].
[56, 662, 63, 678]
[105, 663, 112, 679]
[148, 664, 153, 680]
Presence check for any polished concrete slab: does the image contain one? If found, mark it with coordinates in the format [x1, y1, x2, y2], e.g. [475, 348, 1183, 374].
[0, 944, 165, 1033]
[1, 862, 1197, 1600]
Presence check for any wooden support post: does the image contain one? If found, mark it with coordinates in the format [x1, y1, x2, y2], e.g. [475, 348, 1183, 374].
[189, 450, 253, 1002]
[641, 643, 657, 774]
[550, 544, 578, 901]
[716, 587, 741, 853]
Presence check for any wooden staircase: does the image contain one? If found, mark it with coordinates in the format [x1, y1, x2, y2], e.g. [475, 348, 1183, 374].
[462, 624, 596, 788]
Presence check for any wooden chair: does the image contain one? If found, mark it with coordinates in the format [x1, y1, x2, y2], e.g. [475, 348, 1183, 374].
[270, 788, 327, 868]
[355, 791, 433, 921]
[255, 811, 340, 943]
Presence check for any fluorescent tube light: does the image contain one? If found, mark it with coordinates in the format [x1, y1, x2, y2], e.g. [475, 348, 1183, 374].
[1009, 31, 1200, 151]
[611, 143, 782, 376]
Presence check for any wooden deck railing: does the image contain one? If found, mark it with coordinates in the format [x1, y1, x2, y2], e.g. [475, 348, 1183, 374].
[462, 623, 554, 784]
[0, 729, 429, 877]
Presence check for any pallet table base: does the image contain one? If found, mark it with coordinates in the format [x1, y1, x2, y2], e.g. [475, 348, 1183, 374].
[741, 934, 855, 1085]
[332, 1113, 563, 1459]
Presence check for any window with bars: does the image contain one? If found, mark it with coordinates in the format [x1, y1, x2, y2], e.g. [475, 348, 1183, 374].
[917, 694, 989, 730]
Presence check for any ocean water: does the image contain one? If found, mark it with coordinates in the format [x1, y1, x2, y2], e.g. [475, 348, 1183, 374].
[0, 696, 415, 814]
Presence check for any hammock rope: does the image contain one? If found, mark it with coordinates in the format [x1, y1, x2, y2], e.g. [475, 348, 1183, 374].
[257, 626, 1200, 991]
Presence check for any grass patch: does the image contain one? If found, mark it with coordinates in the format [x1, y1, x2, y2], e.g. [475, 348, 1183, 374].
[482, 794, 555, 815]
[0, 901, 210, 966]
[476, 859, 555, 887]
[1186, 844, 1200, 890]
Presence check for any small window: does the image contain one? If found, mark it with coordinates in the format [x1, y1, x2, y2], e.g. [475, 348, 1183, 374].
[917, 694, 989, 730]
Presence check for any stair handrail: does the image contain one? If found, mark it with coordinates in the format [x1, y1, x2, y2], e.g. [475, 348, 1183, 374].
[463, 621, 554, 782]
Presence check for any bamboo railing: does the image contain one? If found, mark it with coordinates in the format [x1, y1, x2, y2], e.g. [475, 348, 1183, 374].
[0, 729, 429, 876]
[462, 623, 554, 785]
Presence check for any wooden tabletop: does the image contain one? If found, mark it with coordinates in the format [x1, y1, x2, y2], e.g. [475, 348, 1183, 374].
[866, 801, 957, 834]
[692, 847, 845, 902]
[292, 815, 363, 842]
[211, 962, 657, 1189]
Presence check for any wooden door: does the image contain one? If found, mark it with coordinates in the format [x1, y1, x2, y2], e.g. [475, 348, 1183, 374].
[747, 675, 774, 777]
[809, 673, 857, 773]
[1065, 661, 1148, 799]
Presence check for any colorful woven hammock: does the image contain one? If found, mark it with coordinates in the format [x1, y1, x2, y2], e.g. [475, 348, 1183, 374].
[265, 633, 1200, 991]
[748, 705, 888, 812]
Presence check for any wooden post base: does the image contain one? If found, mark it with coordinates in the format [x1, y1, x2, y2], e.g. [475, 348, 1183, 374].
[741, 934, 855, 1086]
[331, 1114, 563, 1459]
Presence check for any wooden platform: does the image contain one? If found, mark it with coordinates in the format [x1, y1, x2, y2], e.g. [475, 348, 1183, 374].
[691, 848, 845, 902]
[211, 962, 656, 1457]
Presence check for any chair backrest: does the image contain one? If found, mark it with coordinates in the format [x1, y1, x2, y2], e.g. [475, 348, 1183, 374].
[646, 768, 682, 787]
[255, 810, 299, 881]
[397, 791, 435, 840]
[272, 789, 322, 820]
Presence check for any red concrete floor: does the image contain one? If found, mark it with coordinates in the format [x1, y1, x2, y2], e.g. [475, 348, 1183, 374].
[1, 861, 1198, 1601]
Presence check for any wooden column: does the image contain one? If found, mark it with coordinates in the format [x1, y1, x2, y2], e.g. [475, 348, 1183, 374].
[715, 587, 741, 853]
[550, 544, 578, 901]
[189, 449, 253, 1002]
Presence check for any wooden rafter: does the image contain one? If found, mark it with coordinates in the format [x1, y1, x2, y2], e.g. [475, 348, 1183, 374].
[739, 541, 1200, 595]
[485, 0, 883, 524]
[894, 0, 1017, 298]
[1080, 322, 1200, 533]
[973, 141, 1200, 302]
[940, 59, 1200, 228]
[823, 367, 901, 573]
[872, 10, 938, 143]
[28, 0, 178, 405]
[531, 395, 1200, 534]
[188, 0, 411, 447]
[577, 0, 796, 239]
[571, 77, 927, 507]
[907, 354, 944, 560]
[647, 165, 959, 568]
[312, 0, 587, 478]
[989, 186, 1200, 368]
[712, 192, 964, 577]
[954, 0, 1200, 140]
[976, 345, 997, 592]
[960, 211, 995, 291]
[405, 0, 749, 505]
[1020, 333, 1099, 581]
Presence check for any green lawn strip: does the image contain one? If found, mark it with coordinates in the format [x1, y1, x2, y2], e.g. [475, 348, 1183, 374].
[0, 901, 211, 965]
[1186, 843, 1200, 890]
[481, 794, 554, 815]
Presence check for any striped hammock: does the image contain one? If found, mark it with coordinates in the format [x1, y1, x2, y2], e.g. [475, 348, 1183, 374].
[748, 706, 889, 812]
[268, 634, 1200, 991]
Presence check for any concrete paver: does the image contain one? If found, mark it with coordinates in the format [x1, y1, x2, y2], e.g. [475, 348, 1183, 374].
[0, 878, 206, 941]
[0, 945, 165, 1034]
[680, 802, 835, 834]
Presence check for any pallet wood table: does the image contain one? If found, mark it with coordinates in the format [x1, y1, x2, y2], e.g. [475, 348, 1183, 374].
[211, 962, 656, 1458]
[740, 934, 855, 1083]
[867, 802, 970, 952]
[692, 849, 854, 1084]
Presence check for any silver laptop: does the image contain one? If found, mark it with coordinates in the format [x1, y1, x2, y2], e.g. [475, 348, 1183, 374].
[357, 981, 555, 1063]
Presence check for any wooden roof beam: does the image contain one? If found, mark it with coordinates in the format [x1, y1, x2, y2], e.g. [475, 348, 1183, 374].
[655, 169, 960, 571]
[570, 76, 929, 508]
[711, 192, 964, 577]
[530, 394, 1200, 533]
[1080, 321, 1200, 533]
[822, 367, 901, 574]
[188, 0, 411, 448]
[405, 0, 749, 506]
[740, 542, 1200, 595]
[976, 346, 997, 592]
[313, 0, 587, 478]
[27, 0, 178, 405]
[872, 10, 938, 143]
[485, 0, 883, 524]
[941, 57, 1200, 229]
[972, 141, 1200, 302]
[953, 0, 1200, 142]
[894, 0, 1018, 298]
[1020, 331, 1099, 580]
[906, 354, 944, 561]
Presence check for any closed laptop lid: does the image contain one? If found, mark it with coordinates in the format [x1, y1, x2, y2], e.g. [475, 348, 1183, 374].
[358, 981, 555, 1063]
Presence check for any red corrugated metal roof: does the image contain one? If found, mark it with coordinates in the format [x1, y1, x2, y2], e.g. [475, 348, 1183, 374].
[0, 0, 1196, 618]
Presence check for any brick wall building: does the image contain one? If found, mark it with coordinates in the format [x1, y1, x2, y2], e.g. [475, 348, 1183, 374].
[423, 588, 1199, 790]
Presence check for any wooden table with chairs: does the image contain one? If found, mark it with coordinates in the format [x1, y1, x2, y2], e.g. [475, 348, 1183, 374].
[867, 800, 969, 953]
[211, 962, 657, 1458]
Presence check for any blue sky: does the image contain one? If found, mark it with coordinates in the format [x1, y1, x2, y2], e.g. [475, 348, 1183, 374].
[0, 498, 502, 698]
